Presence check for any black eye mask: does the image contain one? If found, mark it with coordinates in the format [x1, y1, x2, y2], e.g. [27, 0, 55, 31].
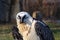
[23, 15, 26, 19]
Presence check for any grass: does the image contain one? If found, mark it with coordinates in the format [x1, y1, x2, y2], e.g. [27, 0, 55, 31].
[0, 33, 13, 40]
[52, 29, 60, 40]
[0, 24, 14, 40]
[46, 22, 60, 40]
[0, 23, 60, 40]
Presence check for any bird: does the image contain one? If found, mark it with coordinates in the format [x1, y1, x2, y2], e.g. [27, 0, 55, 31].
[12, 25, 23, 40]
[12, 11, 54, 40]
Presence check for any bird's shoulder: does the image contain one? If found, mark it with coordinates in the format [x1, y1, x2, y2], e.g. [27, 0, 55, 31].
[34, 20, 54, 40]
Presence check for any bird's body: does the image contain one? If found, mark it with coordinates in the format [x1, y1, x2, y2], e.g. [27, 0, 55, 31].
[12, 11, 54, 40]
[17, 20, 40, 40]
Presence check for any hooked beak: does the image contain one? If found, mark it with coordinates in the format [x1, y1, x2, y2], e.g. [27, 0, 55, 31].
[20, 18, 24, 23]
[18, 15, 26, 23]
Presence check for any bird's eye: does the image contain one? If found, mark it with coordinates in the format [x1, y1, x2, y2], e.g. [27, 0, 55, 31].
[18, 15, 21, 19]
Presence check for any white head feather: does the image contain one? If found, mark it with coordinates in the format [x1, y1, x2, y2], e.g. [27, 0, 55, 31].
[16, 12, 33, 26]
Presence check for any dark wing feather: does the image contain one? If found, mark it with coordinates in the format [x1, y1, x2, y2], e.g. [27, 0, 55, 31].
[35, 21, 54, 40]
[12, 26, 23, 40]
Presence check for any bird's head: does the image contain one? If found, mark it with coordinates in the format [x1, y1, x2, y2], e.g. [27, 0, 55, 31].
[16, 12, 33, 25]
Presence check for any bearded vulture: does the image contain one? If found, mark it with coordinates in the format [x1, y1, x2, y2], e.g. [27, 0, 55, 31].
[12, 11, 54, 40]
